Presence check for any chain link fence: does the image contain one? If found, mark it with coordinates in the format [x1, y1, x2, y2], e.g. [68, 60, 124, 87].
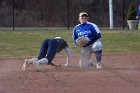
[0, 0, 140, 30]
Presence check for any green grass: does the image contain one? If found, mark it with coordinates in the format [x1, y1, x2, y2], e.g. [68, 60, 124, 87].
[0, 27, 74, 31]
[0, 30, 140, 58]
[101, 31, 140, 54]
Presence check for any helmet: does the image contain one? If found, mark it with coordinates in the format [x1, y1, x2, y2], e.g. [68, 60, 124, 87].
[55, 37, 62, 39]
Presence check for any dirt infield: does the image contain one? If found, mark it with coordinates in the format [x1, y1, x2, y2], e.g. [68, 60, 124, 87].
[0, 54, 140, 93]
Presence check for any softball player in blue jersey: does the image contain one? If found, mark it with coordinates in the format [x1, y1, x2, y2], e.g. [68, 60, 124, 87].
[72, 12, 102, 68]
[22, 37, 71, 71]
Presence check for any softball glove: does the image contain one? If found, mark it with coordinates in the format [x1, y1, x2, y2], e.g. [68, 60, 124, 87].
[76, 36, 89, 47]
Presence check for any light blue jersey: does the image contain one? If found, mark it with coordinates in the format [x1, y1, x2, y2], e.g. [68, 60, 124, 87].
[72, 22, 101, 47]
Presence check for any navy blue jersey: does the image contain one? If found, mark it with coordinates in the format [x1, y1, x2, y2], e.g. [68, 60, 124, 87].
[56, 39, 68, 53]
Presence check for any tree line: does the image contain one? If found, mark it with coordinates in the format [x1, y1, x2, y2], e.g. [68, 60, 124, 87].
[0, 0, 139, 27]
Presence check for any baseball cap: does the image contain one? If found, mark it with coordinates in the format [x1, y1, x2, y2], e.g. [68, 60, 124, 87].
[79, 12, 88, 17]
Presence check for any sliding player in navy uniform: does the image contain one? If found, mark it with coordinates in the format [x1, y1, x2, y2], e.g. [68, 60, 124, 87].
[22, 37, 71, 71]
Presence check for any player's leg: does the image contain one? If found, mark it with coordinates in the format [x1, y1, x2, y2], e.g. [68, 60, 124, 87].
[92, 40, 102, 68]
[79, 45, 92, 68]
[25, 58, 39, 64]
[33, 58, 49, 70]
[22, 58, 38, 71]
[46, 39, 59, 65]
[37, 39, 58, 64]
[33, 39, 59, 70]
[33, 39, 49, 70]
[94, 50, 102, 68]
[37, 39, 49, 60]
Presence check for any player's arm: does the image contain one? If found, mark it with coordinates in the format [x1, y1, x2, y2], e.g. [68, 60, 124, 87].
[89, 24, 101, 41]
[64, 47, 71, 66]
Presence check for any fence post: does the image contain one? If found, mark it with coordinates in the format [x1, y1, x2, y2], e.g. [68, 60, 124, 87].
[109, 0, 114, 29]
[122, 0, 125, 29]
[67, 0, 69, 30]
[12, 0, 15, 31]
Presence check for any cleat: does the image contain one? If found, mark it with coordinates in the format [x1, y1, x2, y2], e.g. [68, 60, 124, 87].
[47, 62, 55, 66]
[33, 61, 40, 71]
[96, 63, 102, 69]
[22, 59, 28, 71]
[49, 62, 55, 66]
[89, 62, 97, 67]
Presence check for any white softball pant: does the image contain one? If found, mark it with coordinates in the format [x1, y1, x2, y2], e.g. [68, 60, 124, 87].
[79, 40, 102, 68]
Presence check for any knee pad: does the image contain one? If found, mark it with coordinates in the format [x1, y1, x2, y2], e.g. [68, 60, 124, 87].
[92, 40, 102, 52]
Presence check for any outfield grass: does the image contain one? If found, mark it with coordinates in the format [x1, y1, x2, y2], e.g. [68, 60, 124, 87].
[0, 30, 140, 58]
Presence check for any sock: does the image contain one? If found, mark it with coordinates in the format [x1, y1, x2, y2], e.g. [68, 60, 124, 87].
[37, 58, 48, 64]
[27, 58, 38, 64]
[94, 50, 102, 63]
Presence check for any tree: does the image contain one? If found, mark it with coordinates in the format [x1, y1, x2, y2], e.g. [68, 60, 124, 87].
[126, 0, 137, 20]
